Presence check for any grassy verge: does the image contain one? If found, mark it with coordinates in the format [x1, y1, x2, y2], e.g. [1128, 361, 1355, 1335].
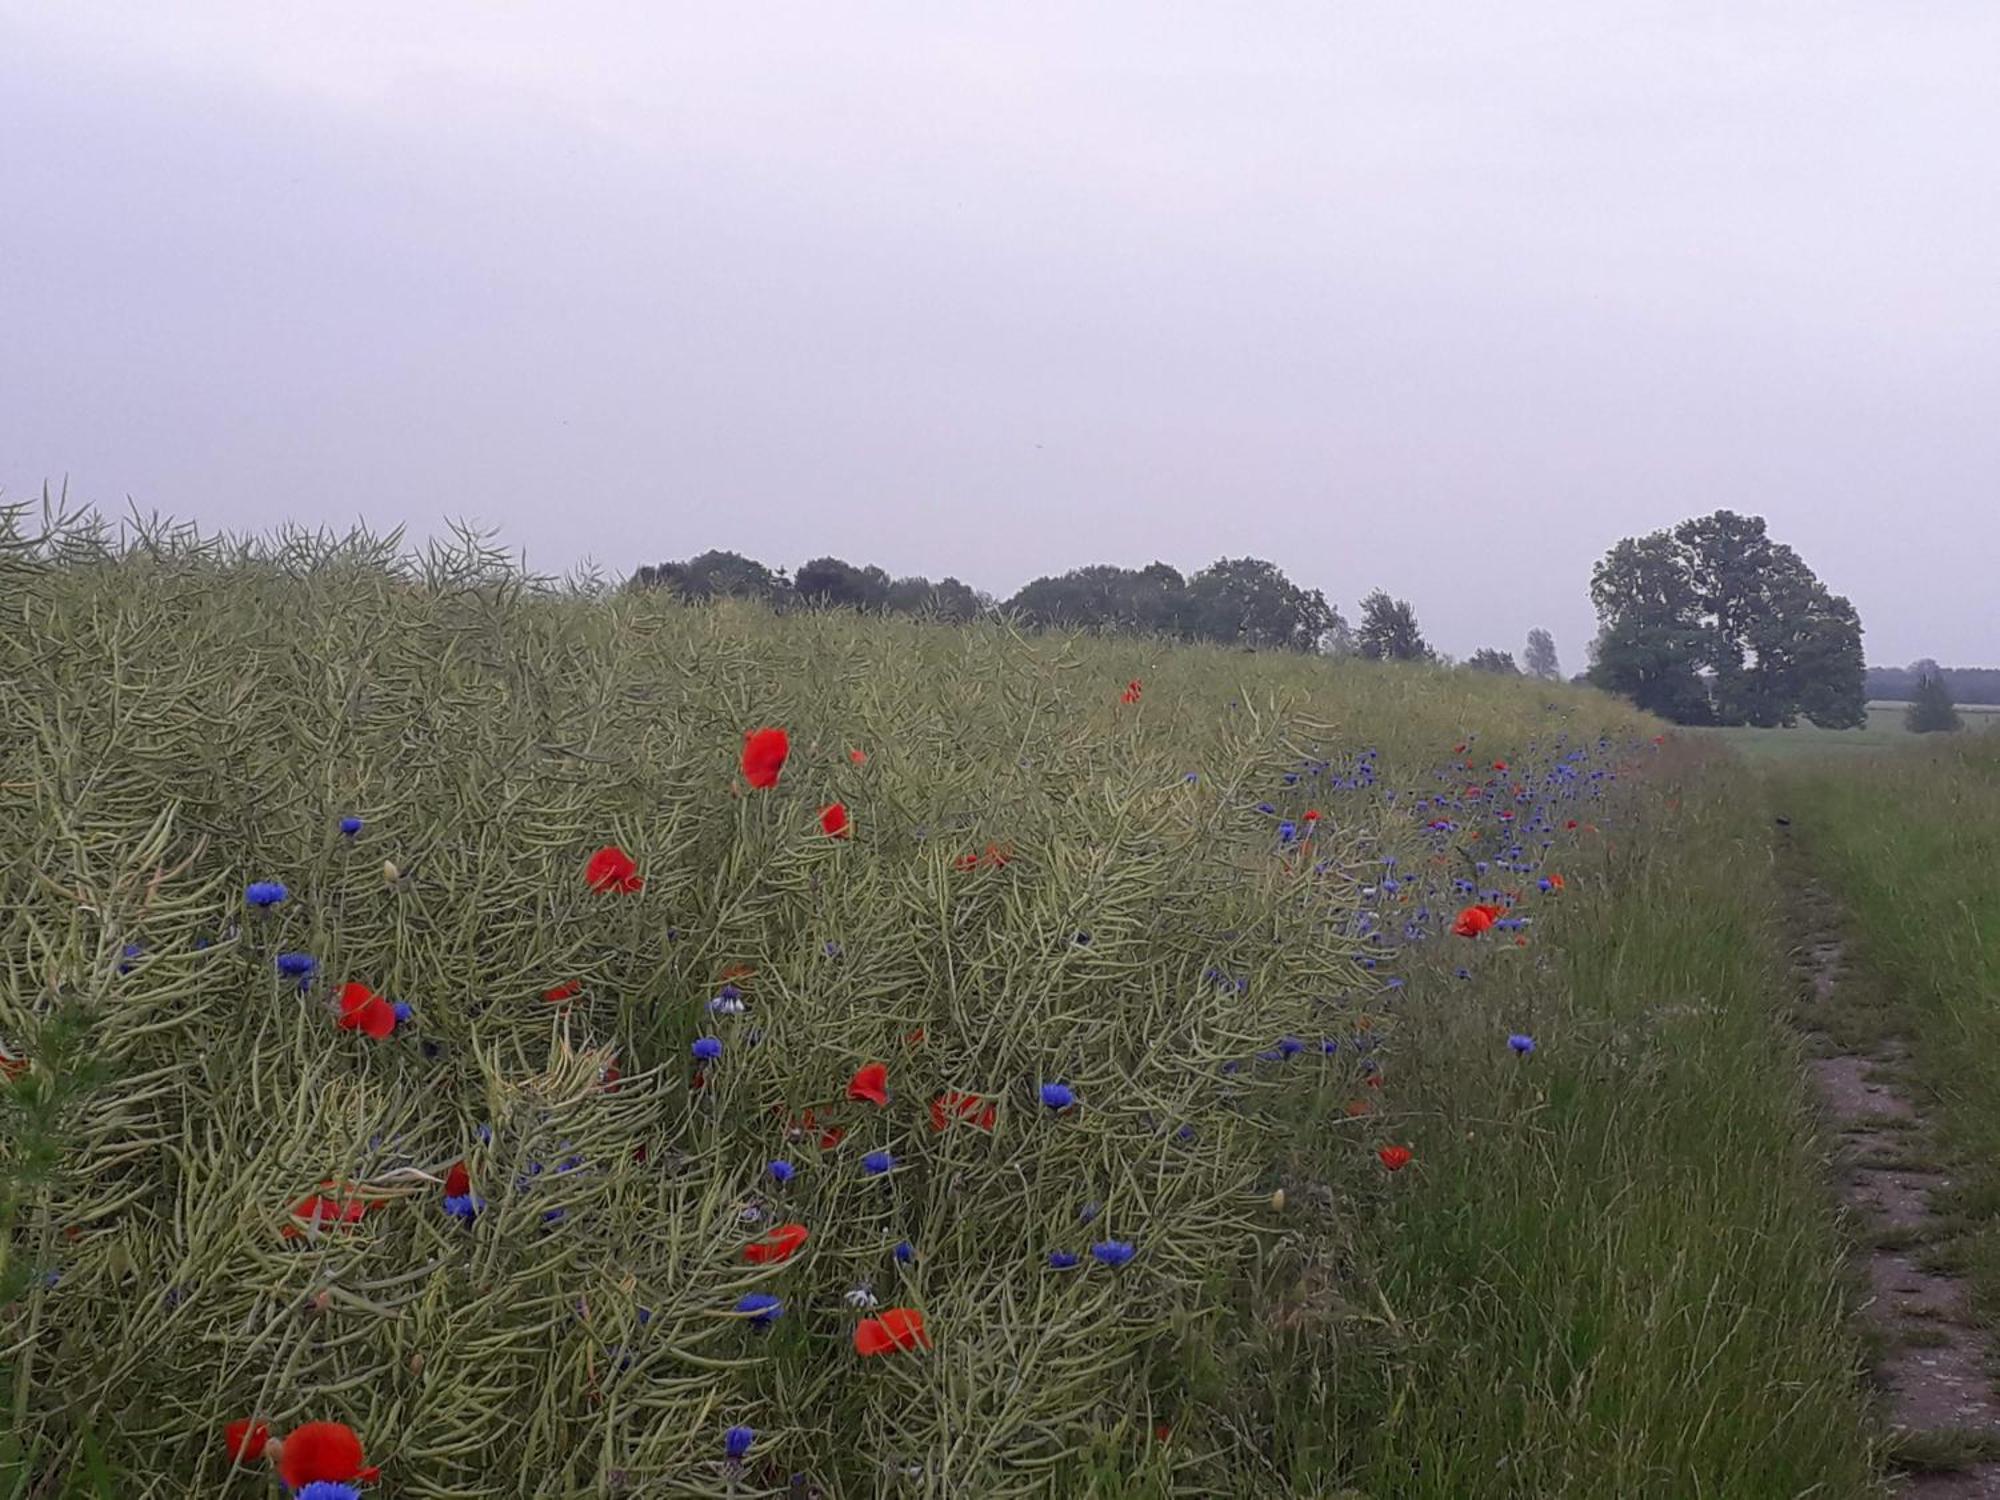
[1235, 741, 1883, 1497]
[1771, 738, 2000, 1334]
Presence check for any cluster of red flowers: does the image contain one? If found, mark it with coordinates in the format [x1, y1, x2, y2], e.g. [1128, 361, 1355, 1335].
[222, 1418, 378, 1487]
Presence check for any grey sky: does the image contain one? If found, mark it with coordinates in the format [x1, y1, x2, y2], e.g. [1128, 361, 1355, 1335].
[4, 3, 1996, 665]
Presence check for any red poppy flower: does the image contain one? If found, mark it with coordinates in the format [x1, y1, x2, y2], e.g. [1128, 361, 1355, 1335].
[1378, 1145, 1413, 1172]
[283, 1184, 374, 1237]
[336, 981, 398, 1039]
[849, 748, 867, 765]
[742, 727, 790, 789]
[1345, 1098, 1371, 1118]
[854, 1306, 930, 1356]
[1303, 809, 1321, 823]
[584, 845, 643, 894]
[223, 1420, 269, 1464]
[276, 1422, 377, 1488]
[848, 1062, 889, 1107]
[1120, 679, 1143, 705]
[928, 1091, 997, 1132]
[1565, 819, 1579, 830]
[1492, 760, 1508, 772]
[744, 1223, 809, 1265]
[820, 803, 851, 839]
[790, 1108, 845, 1150]
[1454, 742, 1467, 754]
[543, 980, 581, 1004]
[1547, 873, 1565, 891]
[1451, 904, 1503, 938]
[0, 1054, 25, 1085]
[444, 1160, 470, 1198]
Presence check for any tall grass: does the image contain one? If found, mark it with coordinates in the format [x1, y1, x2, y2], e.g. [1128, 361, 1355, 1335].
[0, 512, 1882, 1496]
[1772, 737, 2000, 1331]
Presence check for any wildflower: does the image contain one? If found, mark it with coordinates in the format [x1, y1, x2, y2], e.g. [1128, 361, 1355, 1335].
[1508, 1034, 1536, 1055]
[338, 816, 363, 837]
[928, 1091, 996, 1131]
[820, 803, 851, 838]
[275, 1422, 377, 1489]
[854, 1307, 930, 1356]
[849, 748, 868, 765]
[1378, 1145, 1413, 1172]
[733, 1294, 783, 1324]
[893, 1240, 914, 1263]
[246, 881, 288, 908]
[223, 1420, 269, 1464]
[1451, 904, 1502, 938]
[118, 942, 141, 974]
[768, 1159, 796, 1184]
[391, 1001, 414, 1025]
[846, 1284, 879, 1308]
[742, 727, 791, 789]
[1090, 1240, 1137, 1268]
[1120, 678, 1142, 704]
[848, 1062, 890, 1107]
[861, 1150, 895, 1176]
[297, 1486, 362, 1500]
[1275, 1036, 1304, 1058]
[584, 845, 644, 894]
[725, 1425, 757, 1462]
[1047, 1250, 1080, 1269]
[692, 1036, 723, 1063]
[744, 1223, 809, 1265]
[336, 982, 398, 1039]
[1039, 1082, 1076, 1111]
[1277, 821, 1299, 844]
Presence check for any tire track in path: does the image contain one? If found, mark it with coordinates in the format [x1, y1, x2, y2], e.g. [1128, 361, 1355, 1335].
[1791, 875, 2000, 1497]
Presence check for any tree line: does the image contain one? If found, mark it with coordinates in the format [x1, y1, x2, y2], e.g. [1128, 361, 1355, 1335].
[1867, 662, 2000, 706]
[628, 551, 1565, 673]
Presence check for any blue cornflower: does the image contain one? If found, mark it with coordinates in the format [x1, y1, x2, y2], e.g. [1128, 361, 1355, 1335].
[1091, 1240, 1137, 1268]
[734, 1293, 782, 1324]
[637, 1306, 652, 1325]
[1537, 877, 1554, 892]
[443, 1193, 482, 1223]
[822, 940, 844, 957]
[1255, 802, 1277, 816]
[1047, 1250, 1080, 1269]
[894, 1240, 915, 1263]
[1320, 1038, 1340, 1054]
[862, 1150, 895, 1176]
[392, 1001, 414, 1024]
[275, 952, 316, 978]
[1078, 1201, 1101, 1223]
[1073, 931, 1091, 946]
[725, 1424, 757, 1461]
[542, 1206, 566, 1225]
[1039, 1082, 1076, 1110]
[339, 816, 363, 837]
[1276, 1036, 1304, 1058]
[1509, 1034, 1537, 1055]
[118, 942, 141, 974]
[1175, 1123, 1197, 1142]
[1184, 772, 1198, 784]
[245, 881, 288, 908]
[474, 1122, 494, 1144]
[1277, 821, 1299, 844]
[768, 1159, 796, 1184]
[691, 1036, 723, 1062]
[298, 1485, 362, 1500]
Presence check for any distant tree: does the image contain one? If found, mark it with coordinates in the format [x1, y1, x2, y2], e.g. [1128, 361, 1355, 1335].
[886, 574, 982, 622]
[1355, 590, 1434, 662]
[630, 549, 784, 601]
[1905, 672, 1962, 733]
[1587, 510, 1866, 728]
[1322, 605, 1356, 657]
[1466, 648, 1519, 674]
[1008, 563, 1187, 635]
[1182, 556, 1336, 652]
[1523, 628, 1561, 681]
[795, 556, 893, 611]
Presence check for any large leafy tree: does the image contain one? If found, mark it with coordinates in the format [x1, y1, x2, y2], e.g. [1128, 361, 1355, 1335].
[795, 556, 894, 610]
[1906, 672, 1962, 733]
[1355, 590, 1434, 662]
[1182, 556, 1337, 652]
[1466, 648, 1519, 674]
[629, 549, 786, 601]
[1587, 510, 1865, 727]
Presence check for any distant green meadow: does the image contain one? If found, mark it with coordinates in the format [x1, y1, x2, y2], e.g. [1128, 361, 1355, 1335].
[0, 518, 1892, 1496]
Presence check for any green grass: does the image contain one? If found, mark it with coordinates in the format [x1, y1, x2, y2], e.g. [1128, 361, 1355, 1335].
[1700, 701, 2000, 763]
[1769, 736, 2000, 1338]
[0, 516, 1888, 1495]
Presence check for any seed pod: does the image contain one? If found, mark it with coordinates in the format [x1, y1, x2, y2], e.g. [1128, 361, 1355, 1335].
[382, 860, 401, 884]
[1269, 1188, 1286, 1212]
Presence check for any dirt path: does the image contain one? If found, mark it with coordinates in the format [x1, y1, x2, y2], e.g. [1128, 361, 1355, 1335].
[1791, 877, 2000, 1496]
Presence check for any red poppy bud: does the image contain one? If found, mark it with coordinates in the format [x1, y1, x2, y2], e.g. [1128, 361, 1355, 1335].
[819, 803, 850, 839]
[1378, 1145, 1413, 1172]
[223, 1420, 269, 1464]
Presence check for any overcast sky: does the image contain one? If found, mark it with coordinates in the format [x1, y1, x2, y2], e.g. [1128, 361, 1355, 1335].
[4, 3, 1995, 665]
